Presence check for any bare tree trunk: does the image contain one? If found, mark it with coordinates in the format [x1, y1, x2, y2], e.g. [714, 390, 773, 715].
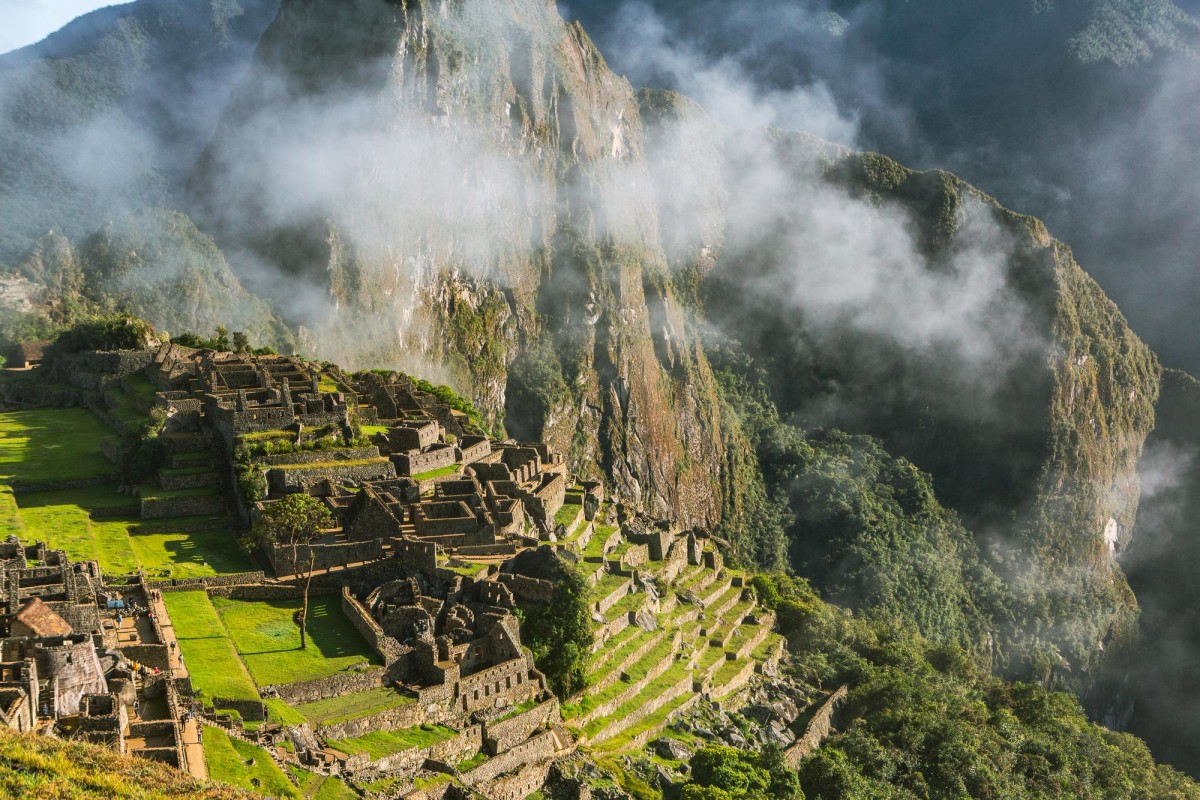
[300, 550, 315, 651]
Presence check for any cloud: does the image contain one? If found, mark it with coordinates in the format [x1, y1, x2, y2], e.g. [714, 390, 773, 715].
[0, 0, 125, 55]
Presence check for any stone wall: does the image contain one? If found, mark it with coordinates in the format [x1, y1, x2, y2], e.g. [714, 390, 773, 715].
[315, 695, 428, 740]
[342, 726, 483, 777]
[784, 685, 849, 767]
[267, 460, 396, 493]
[456, 659, 540, 716]
[209, 584, 336, 601]
[157, 471, 219, 491]
[140, 493, 224, 519]
[266, 539, 382, 575]
[45, 601, 100, 633]
[120, 644, 170, 671]
[463, 729, 557, 786]
[458, 437, 491, 464]
[497, 574, 555, 604]
[395, 445, 457, 477]
[341, 588, 407, 662]
[149, 571, 265, 591]
[261, 447, 380, 466]
[267, 667, 387, 706]
[476, 760, 555, 800]
[211, 697, 266, 722]
[483, 697, 558, 755]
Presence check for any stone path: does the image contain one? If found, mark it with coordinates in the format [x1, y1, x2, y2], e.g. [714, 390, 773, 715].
[147, 590, 208, 781]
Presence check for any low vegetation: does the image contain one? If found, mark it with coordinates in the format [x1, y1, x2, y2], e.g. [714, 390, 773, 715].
[0, 725, 256, 799]
[201, 725, 298, 798]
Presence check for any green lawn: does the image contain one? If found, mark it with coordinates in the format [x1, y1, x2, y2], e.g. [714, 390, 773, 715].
[140, 484, 221, 500]
[163, 591, 259, 702]
[294, 686, 414, 726]
[15, 487, 247, 579]
[411, 464, 459, 481]
[555, 502, 582, 529]
[211, 595, 382, 686]
[203, 725, 300, 798]
[16, 491, 139, 575]
[327, 724, 457, 759]
[0, 486, 23, 539]
[360, 424, 390, 436]
[126, 524, 252, 578]
[0, 409, 111, 484]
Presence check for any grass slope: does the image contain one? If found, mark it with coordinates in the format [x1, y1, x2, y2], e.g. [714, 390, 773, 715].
[202, 725, 299, 798]
[211, 595, 381, 686]
[163, 591, 259, 703]
[0, 409, 111, 485]
[0, 725, 256, 799]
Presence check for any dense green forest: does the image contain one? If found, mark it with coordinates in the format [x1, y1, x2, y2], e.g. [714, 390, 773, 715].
[680, 574, 1200, 799]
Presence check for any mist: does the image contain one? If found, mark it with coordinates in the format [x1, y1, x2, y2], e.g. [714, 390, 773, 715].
[565, 0, 1200, 375]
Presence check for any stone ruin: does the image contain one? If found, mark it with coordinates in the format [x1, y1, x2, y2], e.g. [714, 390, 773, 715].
[0, 540, 186, 767]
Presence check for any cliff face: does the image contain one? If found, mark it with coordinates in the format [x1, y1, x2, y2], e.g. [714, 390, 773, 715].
[1113, 370, 1200, 772]
[190, 0, 728, 524]
[189, 2, 1163, 656]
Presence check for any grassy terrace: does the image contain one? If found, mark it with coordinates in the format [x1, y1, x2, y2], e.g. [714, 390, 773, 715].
[583, 660, 691, 740]
[602, 589, 646, 623]
[586, 626, 645, 680]
[592, 692, 694, 754]
[238, 429, 295, 443]
[211, 595, 382, 685]
[412, 464, 459, 481]
[583, 636, 677, 716]
[163, 591, 259, 702]
[12, 485, 249, 579]
[327, 724, 457, 759]
[203, 725, 299, 798]
[140, 483, 221, 500]
[554, 502, 582, 530]
[0, 409, 112, 485]
[294, 687, 414, 726]
[593, 573, 628, 602]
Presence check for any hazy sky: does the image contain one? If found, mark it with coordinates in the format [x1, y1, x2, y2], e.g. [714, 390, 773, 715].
[0, 0, 120, 54]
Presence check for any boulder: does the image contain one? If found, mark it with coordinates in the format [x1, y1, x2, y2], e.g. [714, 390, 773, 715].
[652, 738, 693, 762]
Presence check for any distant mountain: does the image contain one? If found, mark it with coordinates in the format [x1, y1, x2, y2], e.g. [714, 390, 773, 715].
[0, 0, 279, 263]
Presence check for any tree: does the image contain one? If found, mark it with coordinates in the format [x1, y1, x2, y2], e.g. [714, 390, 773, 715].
[232, 330, 250, 353]
[520, 565, 592, 697]
[252, 494, 332, 650]
[212, 325, 231, 352]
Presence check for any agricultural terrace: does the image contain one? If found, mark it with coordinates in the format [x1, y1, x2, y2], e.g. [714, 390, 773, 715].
[0, 407, 252, 579]
[164, 591, 382, 705]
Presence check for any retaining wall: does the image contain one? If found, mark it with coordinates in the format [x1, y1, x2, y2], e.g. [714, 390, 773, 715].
[784, 685, 849, 768]
[341, 588, 407, 662]
[267, 667, 387, 706]
[484, 697, 558, 755]
[149, 572, 265, 591]
[463, 729, 557, 786]
[140, 493, 224, 519]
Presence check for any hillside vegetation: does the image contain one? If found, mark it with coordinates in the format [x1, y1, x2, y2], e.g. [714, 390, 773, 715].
[0, 726, 259, 799]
